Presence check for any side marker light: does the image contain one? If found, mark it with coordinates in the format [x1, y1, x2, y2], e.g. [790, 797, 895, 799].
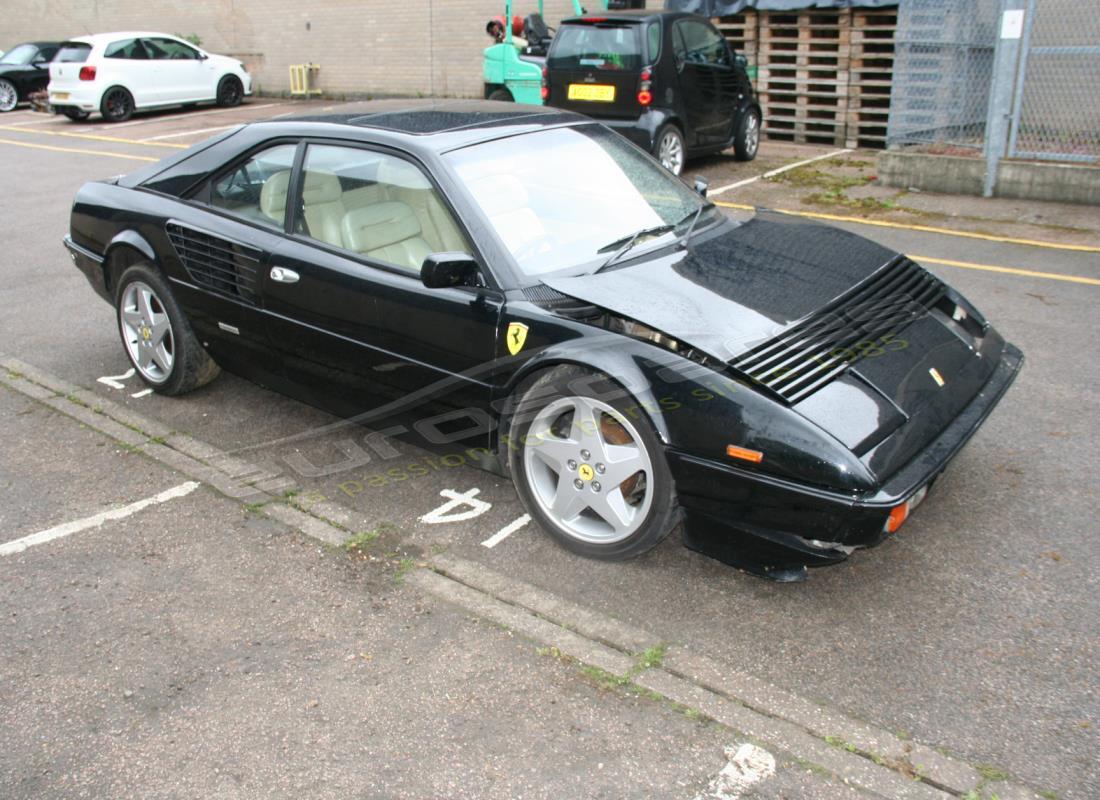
[726, 445, 764, 463]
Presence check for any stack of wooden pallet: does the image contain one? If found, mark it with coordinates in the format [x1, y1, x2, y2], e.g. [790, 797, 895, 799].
[715, 6, 899, 149]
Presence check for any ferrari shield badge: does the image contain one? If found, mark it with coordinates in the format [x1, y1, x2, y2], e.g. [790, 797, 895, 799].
[506, 322, 529, 356]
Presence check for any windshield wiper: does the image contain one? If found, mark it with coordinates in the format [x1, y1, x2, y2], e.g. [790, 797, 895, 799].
[595, 223, 675, 271]
[677, 202, 713, 252]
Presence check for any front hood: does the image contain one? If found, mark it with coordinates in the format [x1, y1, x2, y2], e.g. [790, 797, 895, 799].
[544, 210, 901, 365]
[544, 211, 1003, 478]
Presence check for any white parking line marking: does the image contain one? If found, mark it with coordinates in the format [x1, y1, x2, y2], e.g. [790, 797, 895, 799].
[93, 103, 276, 131]
[0, 482, 200, 556]
[481, 514, 531, 548]
[709, 148, 853, 197]
[693, 744, 776, 800]
[6, 117, 57, 126]
[141, 124, 235, 141]
[420, 488, 492, 524]
[130, 388, 153, 398]
[97, 367, 135, 389]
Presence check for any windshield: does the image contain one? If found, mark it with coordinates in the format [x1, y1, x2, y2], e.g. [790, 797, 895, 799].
[446, 125, 705, 277]
[0, 44, 39, 65]
[549, 24, 642, 71]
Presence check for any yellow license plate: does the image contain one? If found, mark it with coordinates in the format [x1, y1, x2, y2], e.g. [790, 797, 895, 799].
[568, 84, 615, 102]
[52, 92, 70, 101]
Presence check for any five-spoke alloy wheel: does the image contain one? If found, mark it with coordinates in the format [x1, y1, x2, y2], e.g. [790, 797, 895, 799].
[115, 263, 220, 395]
[510, 366, 679, 560]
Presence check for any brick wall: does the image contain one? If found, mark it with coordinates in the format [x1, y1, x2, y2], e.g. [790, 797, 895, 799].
[2, 1, 651, 98]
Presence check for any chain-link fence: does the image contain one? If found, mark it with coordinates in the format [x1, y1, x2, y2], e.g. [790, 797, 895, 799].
[1007, 0, 1100, 163]
[886, 0, 1000, 152]
[887, 0, 1100, 166]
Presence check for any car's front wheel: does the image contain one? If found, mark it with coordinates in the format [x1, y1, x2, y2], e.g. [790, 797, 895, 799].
[0, 79, 18, 112]
[655, 124, 686, 175]
[733, 108, 761, 161]
[115, 263, 220, 395]
[216, 76, 243, 108]
[508, 366, 679, 560]
[100, 87, 134, 122]
[487, 87, 514, 102]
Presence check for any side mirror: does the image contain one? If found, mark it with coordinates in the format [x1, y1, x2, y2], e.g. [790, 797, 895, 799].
[735, 53, 748, 70]
[198, 52, 209, 61]
[421, 252, 480, 289]
[693, 176, 709, 197]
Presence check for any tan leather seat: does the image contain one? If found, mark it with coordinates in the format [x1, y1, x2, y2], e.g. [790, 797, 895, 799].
[376, 158, 469, 252]
[341, 201, 432, 272]
[299, 171, 346, 247]
[259, 170, 291, 224]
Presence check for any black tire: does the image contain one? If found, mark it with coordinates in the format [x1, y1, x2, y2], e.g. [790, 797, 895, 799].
[507, 365, 680, 561]
[487, 87, 514, 102]
[215, 75, 243, 108]
[654, 123, 686, 176]
[100, 86, 134, 122]
[63, 108, 90, 121]
[115, 263, 220, 396]
[733, 107, 761, 161]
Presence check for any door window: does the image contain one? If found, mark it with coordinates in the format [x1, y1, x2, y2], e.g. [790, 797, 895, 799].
[295, 144, 471, 273]
[104, 39, 149, 60]
[674, 20, 730, 67]
[208, 143, 298, 229]
[145, 37, 201, 60]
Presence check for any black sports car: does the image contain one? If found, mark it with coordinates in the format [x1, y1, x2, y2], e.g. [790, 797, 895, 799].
[0, 41, 61, 112]
[64, 100, 1022, 581]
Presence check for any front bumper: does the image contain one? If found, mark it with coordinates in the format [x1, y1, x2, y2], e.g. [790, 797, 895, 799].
[668, 344, 1024, 578]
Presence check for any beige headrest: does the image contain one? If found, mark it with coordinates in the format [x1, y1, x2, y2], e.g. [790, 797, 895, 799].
[301, 170, 343, 205]
[342, 202, 422, 252]
[259, 170, 291, 218]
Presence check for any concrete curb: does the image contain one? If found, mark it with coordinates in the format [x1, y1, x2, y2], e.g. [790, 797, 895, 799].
[0, 356, 1047, 800]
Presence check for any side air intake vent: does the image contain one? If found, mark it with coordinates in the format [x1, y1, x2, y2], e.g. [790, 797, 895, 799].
[729, 256, 945, 404]
[166, 222, 260, 306]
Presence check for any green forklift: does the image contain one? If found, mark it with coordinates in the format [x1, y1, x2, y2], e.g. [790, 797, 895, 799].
[483, 0, 607, 104]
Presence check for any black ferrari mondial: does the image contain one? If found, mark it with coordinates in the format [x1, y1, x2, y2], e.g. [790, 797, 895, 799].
[65, 100, 1022, 580]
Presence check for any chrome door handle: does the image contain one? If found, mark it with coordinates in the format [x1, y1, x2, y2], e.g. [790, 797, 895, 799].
[270, 266, 299, 284]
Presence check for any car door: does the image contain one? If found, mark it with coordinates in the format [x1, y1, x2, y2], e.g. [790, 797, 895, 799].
[672, 19, 738, 146]
[263, 141, 500, 420]
[26, 44, 57, 93]
[169, 141, 300, 378]
[101, 38, 158, 107]
[142, 37, 209, 103]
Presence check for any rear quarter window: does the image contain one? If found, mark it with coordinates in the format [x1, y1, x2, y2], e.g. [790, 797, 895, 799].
[549, 24, 642, 71]
[647, 23, 661, 63]
[55, 43, 92, 63]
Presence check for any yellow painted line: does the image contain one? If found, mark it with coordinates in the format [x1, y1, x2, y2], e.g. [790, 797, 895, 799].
[912, 254, 1100, 286]
[0, 124, 187, 149]
[0, 138, 158, 162]
[714, 200, 1100, 253]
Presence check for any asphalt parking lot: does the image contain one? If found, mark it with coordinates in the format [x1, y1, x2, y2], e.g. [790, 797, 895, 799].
[1, 99, 1097, 799]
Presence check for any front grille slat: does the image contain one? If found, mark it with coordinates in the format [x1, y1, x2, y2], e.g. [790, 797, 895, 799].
[166, 222, 262, 306]
[730, 256, 944, 404]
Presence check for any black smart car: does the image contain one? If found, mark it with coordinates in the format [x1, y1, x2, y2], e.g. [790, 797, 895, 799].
[544, 10, 761, 175]
[0, 41, 61, 112]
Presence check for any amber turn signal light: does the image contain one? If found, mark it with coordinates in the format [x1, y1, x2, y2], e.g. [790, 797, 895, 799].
[885, 503, 909, 534]
[726, 445, 764, 463]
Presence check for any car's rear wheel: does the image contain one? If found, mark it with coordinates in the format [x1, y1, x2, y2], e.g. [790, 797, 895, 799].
[63, 108, 89, 121]
[508, 366, 679, 560]
[100, 87, 134, 122]
[216, 76, 243, 108]
[0, 80, 18, 112]
[115, 264, 220, 395]
[487, 87, 514, 102]
[655, 124, 685, 175]
[733, 108, 761, 161]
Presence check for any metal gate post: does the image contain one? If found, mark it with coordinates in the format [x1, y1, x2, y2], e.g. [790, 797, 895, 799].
[982, 0, 1028, 197]
[1005, 0, 1037, 158]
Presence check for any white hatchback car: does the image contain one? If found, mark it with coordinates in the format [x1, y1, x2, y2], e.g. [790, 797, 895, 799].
[48, 32, 252, 122]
